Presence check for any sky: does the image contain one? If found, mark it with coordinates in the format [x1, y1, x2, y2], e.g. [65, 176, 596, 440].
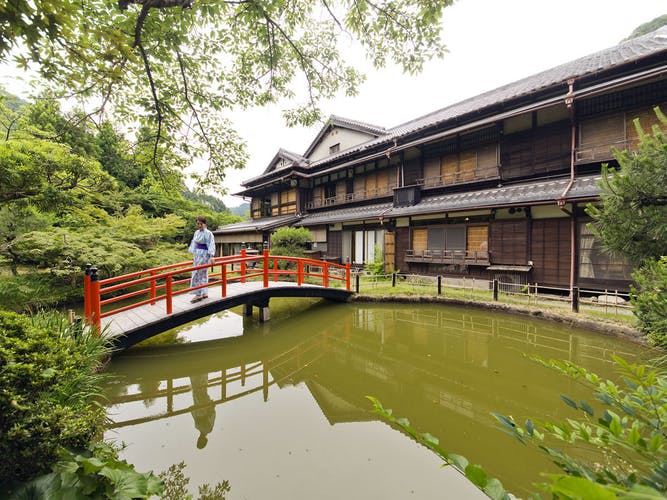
[223, 0, 666, 207]
[2, 0, 665, 208]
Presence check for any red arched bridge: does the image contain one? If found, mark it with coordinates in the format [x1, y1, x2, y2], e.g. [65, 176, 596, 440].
[83, 249, 353, 351]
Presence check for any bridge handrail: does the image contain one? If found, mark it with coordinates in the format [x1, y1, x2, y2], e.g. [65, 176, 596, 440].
[83, 250, 351, 332]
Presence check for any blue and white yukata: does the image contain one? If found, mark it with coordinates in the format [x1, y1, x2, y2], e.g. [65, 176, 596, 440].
[188, 227, 216, 298]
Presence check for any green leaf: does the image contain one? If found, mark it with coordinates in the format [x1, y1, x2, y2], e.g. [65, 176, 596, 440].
[543, 474, 615, 499]
[560, 395, 578, 410]
[483, 478, 509, 500]
[579, 400, 595, 417]
[421, 432, 439, 446]
[464, 464, 488, 488]
[447, 454, 469, 472]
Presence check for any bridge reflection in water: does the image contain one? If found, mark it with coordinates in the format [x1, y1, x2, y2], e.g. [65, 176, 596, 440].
[103, 301, 643, 498]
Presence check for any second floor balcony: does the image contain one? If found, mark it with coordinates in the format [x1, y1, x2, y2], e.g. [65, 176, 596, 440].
[305, 185, 395, 210]
[574, 138, 637, 164]
[417, 164, 500, 189]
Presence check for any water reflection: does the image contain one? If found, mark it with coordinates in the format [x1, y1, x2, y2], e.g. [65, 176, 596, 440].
[104, 301, 646, 498]
[190, 374, 215, 449]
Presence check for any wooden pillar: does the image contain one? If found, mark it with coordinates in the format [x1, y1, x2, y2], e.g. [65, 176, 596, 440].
[493, 279, 499, 301]
[243, 303, 253, 316]
[165, 275, 173, 315]
[83, 263, 92, 325]
[240, 246, 247, 283]
[90, 267, 101, 335]
[221, 264, 227, 297]
[297, 260, 303, 286]
[149, 270, 156, 305]
[263, 244, 269, 288]
[346, 258, 351, 291]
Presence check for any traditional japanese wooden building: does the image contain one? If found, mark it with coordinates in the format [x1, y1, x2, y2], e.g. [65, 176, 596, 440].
[215, 27, 667, 292]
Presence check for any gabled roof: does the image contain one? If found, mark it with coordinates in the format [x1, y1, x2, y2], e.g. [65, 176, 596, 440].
[262, 148, 309, 175]
[302, 115, 387, 159]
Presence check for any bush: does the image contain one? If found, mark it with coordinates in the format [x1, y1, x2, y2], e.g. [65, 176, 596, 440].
[632, 256, 667, 348]
[0, 311, 109, 484]
[364, 244, 385, 276]
[270, 227, 312, 257]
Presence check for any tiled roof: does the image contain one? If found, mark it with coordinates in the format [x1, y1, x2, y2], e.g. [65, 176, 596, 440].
[297, 202, 393, 226]
[305, 27, 667, 168]
[387, 175, 601, 217]
[297, 175, 602, 224]
[214, 214, 301, 233]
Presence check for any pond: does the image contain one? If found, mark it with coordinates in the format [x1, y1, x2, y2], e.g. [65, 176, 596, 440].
[103, 299, 648, 499]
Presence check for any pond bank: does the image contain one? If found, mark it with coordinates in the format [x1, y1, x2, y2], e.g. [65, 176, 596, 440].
[352, 294, 647, 346]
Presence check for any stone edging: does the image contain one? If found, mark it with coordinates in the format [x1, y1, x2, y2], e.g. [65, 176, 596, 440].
[351, 293, 647, 346]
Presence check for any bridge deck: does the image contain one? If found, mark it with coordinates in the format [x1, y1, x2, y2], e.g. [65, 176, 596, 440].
[101, 280, 352, 351]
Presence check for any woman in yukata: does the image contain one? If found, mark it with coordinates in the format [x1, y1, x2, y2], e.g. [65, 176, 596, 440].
[188, 216, 216, 303]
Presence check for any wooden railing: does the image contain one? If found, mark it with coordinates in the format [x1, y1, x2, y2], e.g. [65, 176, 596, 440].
[83, 249, 351, 332]
[417, 164, 500, 188]
[404, 249, 490, 266]
[304, 185, 395, 210]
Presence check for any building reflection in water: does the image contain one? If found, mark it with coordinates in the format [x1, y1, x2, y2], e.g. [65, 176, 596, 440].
[104, 302, 644, 497]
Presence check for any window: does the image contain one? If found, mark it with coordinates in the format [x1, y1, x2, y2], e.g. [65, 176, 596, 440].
[329, 143, 340, 154]
[324, 183, 336, 199]
[426, 226, 466, 251]
[270, 189, 297, 215]
[578, 223, 631, 281]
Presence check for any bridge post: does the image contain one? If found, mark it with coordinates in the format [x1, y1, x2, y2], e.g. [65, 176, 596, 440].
[263, 243, 269, 288]
[297, 260, 303, 286]
[149, 270, 156, 305]
[240, 246, 247, 283]
[83, 263, 91, 325]
[90, 267, 101, 336]
[345, 257, 351, 291]
[323, 263, 329, 288]
[165, 275, 173, 315]
[243, 303, 252, 316]
[221, 264, 227, 297]
[273, 259, 279, 282]
[259, 305, 270, 322]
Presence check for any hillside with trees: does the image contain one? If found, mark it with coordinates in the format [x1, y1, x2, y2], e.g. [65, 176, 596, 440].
[0, 90, 241, 311]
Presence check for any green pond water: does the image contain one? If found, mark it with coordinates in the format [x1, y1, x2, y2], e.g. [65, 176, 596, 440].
[102, 299, 648, 499]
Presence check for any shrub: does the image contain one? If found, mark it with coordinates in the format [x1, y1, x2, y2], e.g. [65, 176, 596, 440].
[0, 311, 109, 484]
[364, 244, 385, 276]
[270, 227, 312, 257]
[631, 256, 667, 348]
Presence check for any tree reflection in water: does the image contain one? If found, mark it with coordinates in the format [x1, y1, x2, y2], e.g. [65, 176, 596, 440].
[160, 461, 230, 499]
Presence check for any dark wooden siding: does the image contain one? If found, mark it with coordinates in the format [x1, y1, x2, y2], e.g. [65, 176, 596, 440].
[500, 120, 571, 180]
[394, 227, 410, 271]
[327, 230, 342, 259]
[489, 220, 528, 264]
[531, 218, 571, 286]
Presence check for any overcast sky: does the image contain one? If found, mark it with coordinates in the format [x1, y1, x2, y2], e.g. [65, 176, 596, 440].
[224, 0, 666, 207]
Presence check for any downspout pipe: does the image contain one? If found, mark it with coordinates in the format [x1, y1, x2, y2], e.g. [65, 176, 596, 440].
[557, 79, 577, 293]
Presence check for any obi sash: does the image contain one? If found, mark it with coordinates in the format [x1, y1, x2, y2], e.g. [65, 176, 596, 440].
[195, 243, 209, 250]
